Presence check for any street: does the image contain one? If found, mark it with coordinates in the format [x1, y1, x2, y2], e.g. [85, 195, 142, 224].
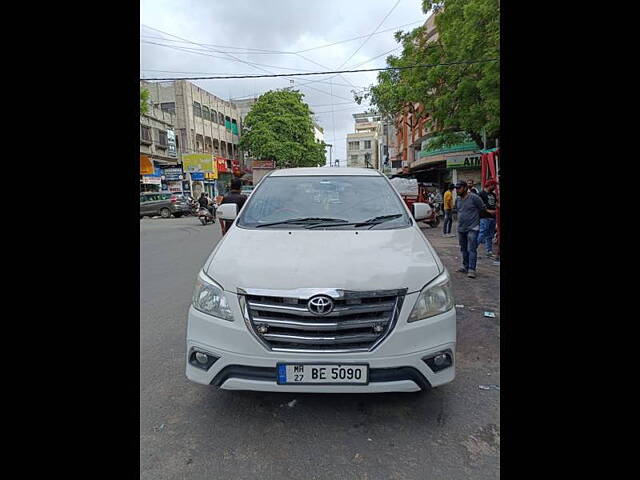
[140, 217, 500, 480]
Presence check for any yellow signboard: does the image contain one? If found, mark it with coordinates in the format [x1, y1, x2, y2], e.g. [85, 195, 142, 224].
[182, 153, 214, 173]
[140, 155, 154, 175]
[205, 159, 218, 179]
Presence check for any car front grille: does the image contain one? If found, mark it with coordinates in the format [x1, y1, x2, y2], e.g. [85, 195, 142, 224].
[239, 288, 407, 353]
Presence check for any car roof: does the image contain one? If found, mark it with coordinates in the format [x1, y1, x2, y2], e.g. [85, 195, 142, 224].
[269, 167, 382, 177]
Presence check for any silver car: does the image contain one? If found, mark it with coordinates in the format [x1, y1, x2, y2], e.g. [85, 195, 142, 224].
[140, 192, 191, 218]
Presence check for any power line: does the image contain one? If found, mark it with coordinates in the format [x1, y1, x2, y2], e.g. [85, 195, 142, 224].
[140, 19, 425, 55]
[141, 24, 356, 102]
[295, 19, 424, 53]
[140, 59, 499, 81]
[337, 0, 402, 70]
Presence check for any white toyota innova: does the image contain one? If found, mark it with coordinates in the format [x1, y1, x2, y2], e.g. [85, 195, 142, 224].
[186, 168, 456, 393]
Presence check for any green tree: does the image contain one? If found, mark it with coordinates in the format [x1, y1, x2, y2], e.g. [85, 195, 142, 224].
[239, 89, 326, 168]
[140, 88, 150, 115]
[356, 0, 499, 149]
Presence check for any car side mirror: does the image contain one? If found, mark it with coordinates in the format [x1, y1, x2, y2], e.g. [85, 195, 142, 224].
[412, 202, 432, 220]
[217, 203, 237, 220]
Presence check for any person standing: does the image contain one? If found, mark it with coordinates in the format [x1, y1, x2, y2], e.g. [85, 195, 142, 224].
[443, 183, 455, 237]
[454, 181, 489, 278]
[220, 178, 247, 235]
[477, 180, 498, 258]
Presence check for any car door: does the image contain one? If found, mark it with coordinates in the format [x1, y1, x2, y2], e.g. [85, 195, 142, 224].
[140, 194, 154, 215]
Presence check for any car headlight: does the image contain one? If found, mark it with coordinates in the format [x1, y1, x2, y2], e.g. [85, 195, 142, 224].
[408, 270, 454, 322]
[192, 270, 234, 321]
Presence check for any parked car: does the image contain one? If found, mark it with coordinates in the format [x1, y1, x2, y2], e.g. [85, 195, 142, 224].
[186, 167, 455, 393]
[140, 192, 191, 218]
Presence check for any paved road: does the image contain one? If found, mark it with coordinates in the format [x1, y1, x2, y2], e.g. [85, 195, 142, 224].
[140, 217, 500, 480]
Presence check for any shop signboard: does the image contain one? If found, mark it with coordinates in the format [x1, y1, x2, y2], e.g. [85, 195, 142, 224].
[163, 167, 183, 181]
[140, 155, 154, 175]
[182, 153, 214, 173]
[253, 159, 276, 169]
[142, 176, 162, 185]
[167, 181, 182, 193]
[167, 130, 177, 157]
[205, 172, 217, 180]
[190, 172, 205, 181]
[446, 153, 482, 169]
[216, 157, 228, 173]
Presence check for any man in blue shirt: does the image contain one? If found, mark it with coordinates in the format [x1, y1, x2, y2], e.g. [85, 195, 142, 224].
[454, 180, 489, 278]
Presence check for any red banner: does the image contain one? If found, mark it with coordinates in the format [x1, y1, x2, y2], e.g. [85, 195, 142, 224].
[216, 157, 228, 173]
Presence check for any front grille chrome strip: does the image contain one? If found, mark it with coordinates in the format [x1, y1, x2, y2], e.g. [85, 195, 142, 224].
[247, 301, 396, 317]
[263, 332, 381, 345]
[252, 316, 390, 331]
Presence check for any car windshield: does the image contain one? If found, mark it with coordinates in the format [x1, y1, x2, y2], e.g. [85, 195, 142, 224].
[237, 175, 411, 230]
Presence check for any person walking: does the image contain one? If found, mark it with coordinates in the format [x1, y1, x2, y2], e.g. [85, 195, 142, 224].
[220, 178, 247, 235]
[477, 180, 498, 258]
[454, 181, 489, 279]
[443, 183, 455, 237]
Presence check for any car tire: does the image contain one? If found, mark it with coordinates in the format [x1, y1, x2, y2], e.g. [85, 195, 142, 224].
[160, 208, 171, 219]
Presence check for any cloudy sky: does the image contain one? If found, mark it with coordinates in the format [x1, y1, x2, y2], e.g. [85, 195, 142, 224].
[140, 0, 429, 165]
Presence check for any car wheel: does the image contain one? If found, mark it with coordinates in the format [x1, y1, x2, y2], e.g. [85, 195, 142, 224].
[160, 208, 171, 219]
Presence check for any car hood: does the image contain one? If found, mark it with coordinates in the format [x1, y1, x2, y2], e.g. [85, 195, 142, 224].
[205, 226, 442, 294]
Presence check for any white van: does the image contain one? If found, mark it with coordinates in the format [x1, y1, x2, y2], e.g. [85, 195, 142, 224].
[186, 167, 456, 393]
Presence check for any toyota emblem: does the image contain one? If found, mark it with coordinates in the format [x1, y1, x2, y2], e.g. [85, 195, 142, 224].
[307, 295, 334, 316]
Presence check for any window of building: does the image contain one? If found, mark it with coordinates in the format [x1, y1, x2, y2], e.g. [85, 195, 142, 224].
[160, 102, 176, 114]
[383, 124, 388, 136]
[364, 140, 372, 149]
[225, 116, 231, 130]
[193, 102, 202, 117]
[157, 130, 168, 147]
[202, 106, 210, 121]
[220, 141, 227, 157]
[140, 125, 152, 142]
[383, 145, 389, 156]
[350, 155, 359, 162]
[196, 134, 204, 151]
[204, 136, 212, 152]
[211, 110, 218, 124]
[348, 141, 359, 151]
[213, 138, 219, 154]
[218, 112, 225, 126]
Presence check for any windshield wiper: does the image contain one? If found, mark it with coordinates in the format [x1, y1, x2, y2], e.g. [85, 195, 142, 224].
[355, 214, 404, 226]
[306, 214, 404, 230]
[255, 217, 349, 228]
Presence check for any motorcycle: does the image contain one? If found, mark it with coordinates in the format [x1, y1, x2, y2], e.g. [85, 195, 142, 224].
[197, 206, 215, 225]
[423, 202, 441, 228]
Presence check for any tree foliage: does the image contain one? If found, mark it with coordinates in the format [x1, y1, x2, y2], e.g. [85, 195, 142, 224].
[140, 88, 150, 115]
[239, 89, 326, 168]
[356, 0, 499, 148]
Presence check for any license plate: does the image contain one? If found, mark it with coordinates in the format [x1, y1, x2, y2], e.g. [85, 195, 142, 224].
[277, 363, 369, 385]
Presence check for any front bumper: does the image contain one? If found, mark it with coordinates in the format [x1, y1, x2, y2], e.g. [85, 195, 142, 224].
[186, 291, 456, 393]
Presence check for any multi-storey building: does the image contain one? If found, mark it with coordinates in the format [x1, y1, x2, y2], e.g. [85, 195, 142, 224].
[140, 105, 181, 193]
[346, 112, 382, 169]
[142, 80, 243, 195]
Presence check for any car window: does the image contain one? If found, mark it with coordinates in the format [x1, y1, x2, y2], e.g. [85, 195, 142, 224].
[237, 175, 411, 229]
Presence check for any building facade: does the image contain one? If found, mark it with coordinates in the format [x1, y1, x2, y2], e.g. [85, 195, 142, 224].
[346, 112, 382, 169]
[140, 105, 181, 193]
